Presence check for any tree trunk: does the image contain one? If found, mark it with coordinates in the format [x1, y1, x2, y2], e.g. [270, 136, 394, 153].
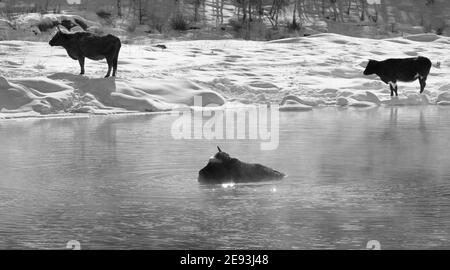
[221, 0, 224, 25]
[138, 0, 142, 24]
[242, 0, 247, 22]
[360, 0, 366, 21]
[194, 0, 199, 22]
[248, 1, 252, 22]
[292, 0, 298, 28]
[336, 0, 345, 22]
[117, 0, 122, 18]
[322, 0, 326, 16]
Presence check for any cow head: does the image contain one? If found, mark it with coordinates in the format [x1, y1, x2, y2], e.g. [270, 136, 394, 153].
[363, 59, 378, 76]
[49, 26, 66, 47]
[208, 146, 232, 164]
[198, 147, 234, 183]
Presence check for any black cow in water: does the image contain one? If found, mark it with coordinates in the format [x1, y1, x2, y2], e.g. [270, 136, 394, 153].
[363, 56, 432, 96]
[49, 27, 121, 78]
[198, 147, 285, 184]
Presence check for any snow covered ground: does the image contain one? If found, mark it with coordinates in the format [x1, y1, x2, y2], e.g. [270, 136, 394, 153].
[1, 32, 450, 119]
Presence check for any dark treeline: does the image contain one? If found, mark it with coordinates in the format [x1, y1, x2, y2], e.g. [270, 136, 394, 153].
[1, 0, 448, 37]
[81, 0, 449, 33]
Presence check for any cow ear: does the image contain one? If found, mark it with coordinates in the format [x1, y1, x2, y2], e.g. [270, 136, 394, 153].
[217, 146, 222, 153]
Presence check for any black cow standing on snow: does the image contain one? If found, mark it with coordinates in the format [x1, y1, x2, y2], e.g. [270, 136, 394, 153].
[49, 27, 121, 78]
[363, 56, 432, 96]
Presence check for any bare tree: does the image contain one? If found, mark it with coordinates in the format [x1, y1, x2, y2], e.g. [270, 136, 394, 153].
[117, 0, 122, 18]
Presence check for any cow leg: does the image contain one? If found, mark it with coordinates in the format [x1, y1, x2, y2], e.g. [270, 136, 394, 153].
[419, 76, 427, 94]
[389, 81, 398, 97]
[112, 45, 120, 77]
[389, 81, 395, 97]
[105, 57, 113, 78]
[112, 56, 118, 77]
[78, 57, 85, 75]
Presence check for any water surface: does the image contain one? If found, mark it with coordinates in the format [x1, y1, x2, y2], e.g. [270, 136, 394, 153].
[1, 107, 450, 249]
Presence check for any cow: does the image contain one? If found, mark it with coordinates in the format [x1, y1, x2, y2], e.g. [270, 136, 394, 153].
[49, 27, 121, 78]
[198, 147, 285, 184]
[363, 56, 432, 96]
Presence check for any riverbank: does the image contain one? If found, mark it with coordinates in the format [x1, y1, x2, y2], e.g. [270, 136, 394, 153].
[1, 33, 450, 120]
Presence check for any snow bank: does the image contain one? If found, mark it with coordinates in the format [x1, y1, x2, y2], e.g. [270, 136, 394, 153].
[0, 19, 14, 31]
[436, 92, 450, 106]
[0, 13, 102, 41]
[1, 31, 450, 119]
[0, 74, 225, 118]
[404, 33, 441, 42]
[0, 18, 15, 41]
[14, 13, 98, 31]
[349, 91, 382, 105]
[382, 94, 431, 106]
[280, 95, 323, 107]
[279, 95, 313, 111]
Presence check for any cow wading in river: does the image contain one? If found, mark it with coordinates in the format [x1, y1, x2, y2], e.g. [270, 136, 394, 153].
[198, 147, 285, 184]
[49, 27, 121, 78]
